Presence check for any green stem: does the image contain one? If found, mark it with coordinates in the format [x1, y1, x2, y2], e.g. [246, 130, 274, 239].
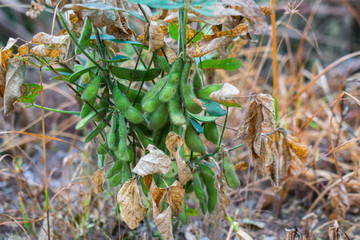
[218, 107, 229, 145]
[133, 54, 155, 105]
[25, 104, 80, 115]
[275, 96, 279, 126]
[57, 12, 105, 73]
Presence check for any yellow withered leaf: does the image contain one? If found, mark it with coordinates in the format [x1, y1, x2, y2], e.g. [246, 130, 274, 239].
[133, 144, 172, 176]
[209, 83, 240, 107]
[188, 37, 225, 58]
[1, 38, 17, 70]
[152, 187, 167, 207]
[117, 178, 148, 229]
[91, 169, 105, 194]
[175, 150, 193, 186]
[260, 4, 276, 16]
[32, 32, 69, 47]
[143, 175, 153, 190]
[165, 180, 184, 215]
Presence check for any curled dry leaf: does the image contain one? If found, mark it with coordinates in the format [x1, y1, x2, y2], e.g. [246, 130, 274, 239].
[117, 178, 148, 229]
[30, 45, 60, 58]
[209, 83, 241, 107]
[152, 202, 174, 240]
[32, 32, 69, 48]
[165, 180, 184, 215]
[329, 183, 350, 220]
[1, 38, 17, 70]
[87, 9, 116, 28]
[149, 20, 164, 52]
[282, 136, 311, 177]
[91, 169, 105, 194]
[3, 58, 26, 115]
[165, 131, 184, 159]
[106, 0, 135, 40]
[133, 144, 172, 176]
[220, 0, 267, 34]
[152, 187, 167, 207]
[143, 175, 152, 190]
[260, 3, 276, 16]
[175, 150, 193, 186]
[301, 213, 318, 238]
[188, 37, 225, 58]
[328, 220, 342, 240]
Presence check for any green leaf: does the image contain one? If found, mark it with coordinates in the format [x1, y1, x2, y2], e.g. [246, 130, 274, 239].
[18, 83, 42, 104]
[68, 66, 97, 83]
[101, 55, 130, 63]
[128, 0, 184, 9]
[189, 31, 204, 45]
[169, 23, 179, 41]
[199, 99, 226, 116]
[200, 58, 242, 71]
[186, 208, 198, 216]
[189, 117, 203, 134]
[90, 34, 144, 47]
[188, 112, 219, 122]
[110, 66, 162, 81]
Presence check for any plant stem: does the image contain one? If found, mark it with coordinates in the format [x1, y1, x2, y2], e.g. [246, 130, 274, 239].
[57, 12, 105, 73]
[133, 54, 155, 105]
[218, 107, 229, 145]
[270, 0, 278, 125]
[25, 104, 80, 115]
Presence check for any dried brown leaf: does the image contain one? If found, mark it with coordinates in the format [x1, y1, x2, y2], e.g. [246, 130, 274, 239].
[87, 9, 116, 28]
[220, 0, 267, 34]
[152, 187, 167, 207]
[91, 169, 105, 194]
[133, 144, 172, 176]
[330, 184, 350, 220]
[149, 20, 164, 52]
[32, 32, 69, 47]
[209, 83, 240, 107]
[261, 4, 276, 16]
[203, 23, 248, 41]
[165, 131, 184, 159]
[175, 151, 193, 186]
[3, 58, 26, 115]
[30, 45, 61, 58]
[110, 0, 135, 40]
[117, 178, 148, 229]
[188, 37, 225, 58]
[1, 38, 17, 70]
[165, 180, 184, 215]
[153, 203, 174, 240]
[286, 137, 311, 162]
[143, 175, 153, 190]
[164, 11, 227, 25]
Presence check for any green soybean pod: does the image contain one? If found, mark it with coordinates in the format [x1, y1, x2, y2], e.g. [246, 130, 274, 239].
[109, 172, 122, 187]
[76, 17, 92, 55]
[168, 93, 186, 126]
[81, 75, 102, 101]
[117, 83, 145, 103]
[198, 163, 217, 213]
[68, 65, 97, 83]
[223, 150, 240, 189]
[192, 171, 207, 214]
[134, 126, 154, 148]
[196, 84, 223, 100]
[159, 57, 183, 102]
[98, 154, 105, 168]
[76, 110, 97, 130]
[180, 61, 202, 114]
[122, 108, 145, 124]
[179, 197, 188, 225]
[106, 160, 123, 179]
[107, 113, 119, 150]
[84, 114, 111, 143]
[142, 92, 162, 113]
[97, 143, 109, 155]
[117, 114, 130, 161]
[141, 75, 168, 106]
[193, 68, 204, 90]
[185, 125, 207, 153]
[203, 121, 219, 145]
[113, 84, 131, 112]
[80, 97, 96, 119]
[122, 163, 131, 183]
[148, 103, 169, 130]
